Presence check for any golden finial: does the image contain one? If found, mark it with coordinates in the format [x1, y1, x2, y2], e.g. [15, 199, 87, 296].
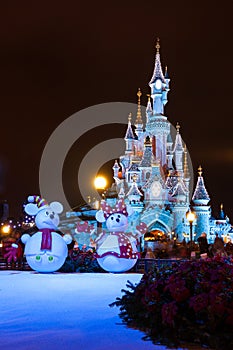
[155, 37, 160, 53]
[128, 112, 132, 122]
[220, 203, 223, 210]
[147, 94, 151, 102]
[137, 88, 142, 99]
[135, 88, 143, 124]
[198, 165, 202, 176]
[176, 122, 180, 133]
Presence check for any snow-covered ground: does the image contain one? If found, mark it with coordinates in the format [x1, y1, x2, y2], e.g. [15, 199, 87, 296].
[0, 271, 195, 350]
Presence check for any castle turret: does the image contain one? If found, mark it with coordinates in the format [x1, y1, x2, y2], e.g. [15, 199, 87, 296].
[146, 94, 152, 122]
[126, 175, 143, 203]
[173, 123, 184, 174]
[166, 133, 173, 170]
[219, 203, 225, 220]
[192, 166, 210, 238]
[124, 113, 135, 154]
[112, 160, 120, 178]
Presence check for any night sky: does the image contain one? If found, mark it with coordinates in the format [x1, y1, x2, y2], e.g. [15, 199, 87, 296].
[0, 1, 232, 220]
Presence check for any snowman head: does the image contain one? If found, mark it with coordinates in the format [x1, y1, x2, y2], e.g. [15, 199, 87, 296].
[106, 212, 128, 232]
[24, 195, 63, 230]
[95, 199, 133, 233]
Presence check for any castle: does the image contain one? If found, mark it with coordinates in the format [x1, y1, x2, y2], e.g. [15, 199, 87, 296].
[63, 40, 232, 248]
[107, 39, 232, 245]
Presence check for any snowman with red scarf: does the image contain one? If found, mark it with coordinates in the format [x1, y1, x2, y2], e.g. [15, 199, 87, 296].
[21, 196, 72, 273]
[94, 199, 147, 273]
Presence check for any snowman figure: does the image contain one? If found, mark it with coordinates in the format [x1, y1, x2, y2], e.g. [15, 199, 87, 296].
[21, 196, 72, 273]
[94, 199, 147, 273]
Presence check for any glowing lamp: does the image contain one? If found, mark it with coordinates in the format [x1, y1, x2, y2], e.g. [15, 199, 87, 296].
[94, 176, 107, 190]
[186, 209, 196, 250]
[2, 225, 11, 234]
[186, 211, 195, 223]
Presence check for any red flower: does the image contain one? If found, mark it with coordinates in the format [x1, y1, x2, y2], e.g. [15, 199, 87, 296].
[166, 279, 190, 302]
[189, 293, 209, 313]
[162, 301, 178, 326]
[226, 312, 233, 326]
[209, 293, 227, 315]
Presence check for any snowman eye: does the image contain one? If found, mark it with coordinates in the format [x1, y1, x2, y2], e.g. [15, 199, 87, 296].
[35, 255, 41, 262]
[117, 215, 121, 218]
[48, 256, 54, 262]
[111, 217, 114, 220]
[45, 211, 49, 216]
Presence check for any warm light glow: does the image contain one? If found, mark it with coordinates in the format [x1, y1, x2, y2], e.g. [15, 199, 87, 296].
[2, 225, 11, 234]
[186, 211, 195, 223]
[94, 176, 107, 189]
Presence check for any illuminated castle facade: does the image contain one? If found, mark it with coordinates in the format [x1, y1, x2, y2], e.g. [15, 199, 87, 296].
[63, 40, 232, 247]
[110, 39, 232, 244]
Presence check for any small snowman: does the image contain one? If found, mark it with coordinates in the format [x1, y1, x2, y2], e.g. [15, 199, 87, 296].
[94, 199, 147, 273]
[21, 196, 72, 273]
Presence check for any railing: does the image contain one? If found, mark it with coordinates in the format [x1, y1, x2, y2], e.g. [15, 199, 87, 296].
[0, 257, 31, 271]
[132, 258, 187, 273]
[0, 256, 187, 273]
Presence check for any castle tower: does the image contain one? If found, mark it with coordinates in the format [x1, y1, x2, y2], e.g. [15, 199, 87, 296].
[146, 38, 170, 168]
[149, 38, 170, 114]
[192, 166, 210, 238]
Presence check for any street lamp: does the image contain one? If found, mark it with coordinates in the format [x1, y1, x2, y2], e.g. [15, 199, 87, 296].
[186, 209, 196, 249]
[94, 176, 107, 233]
[2, 225, 11, 234]
[94, 176, 107, 191]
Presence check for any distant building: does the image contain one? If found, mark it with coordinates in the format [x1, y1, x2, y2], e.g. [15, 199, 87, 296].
[0, 200, 9, 222]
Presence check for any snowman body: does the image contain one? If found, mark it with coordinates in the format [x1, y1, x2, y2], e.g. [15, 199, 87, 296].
[21, 196, 72, 273]
[23, 231, 69, 273]
[95, 210, 139, 273]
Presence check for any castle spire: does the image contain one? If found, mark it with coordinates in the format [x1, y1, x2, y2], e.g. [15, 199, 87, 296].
[124, 113, 135, 140]
[219, 203, 225, 219]
[149, 38, 165, 85]
[173, 123, 184, 152]
[146, 94, 153, 118]
[192, 166, 210, 205]
[135, 88, 143, 124]
[183, 145, 190, 179]
[164, 65, 169, 79]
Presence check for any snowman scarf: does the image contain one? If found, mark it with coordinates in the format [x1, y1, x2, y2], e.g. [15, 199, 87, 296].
[40, 228, 53, 250]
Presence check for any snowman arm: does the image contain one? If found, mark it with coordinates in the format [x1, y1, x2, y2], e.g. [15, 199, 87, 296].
[21, 234, 31, 244]
[135, 222, 147, 237]
[95, 231, 107, 245]
[76, 221, 95, 234]
[63, 234, 72, 245]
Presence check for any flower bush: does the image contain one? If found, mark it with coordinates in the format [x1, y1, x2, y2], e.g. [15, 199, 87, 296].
[110, 257, 233, 349]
